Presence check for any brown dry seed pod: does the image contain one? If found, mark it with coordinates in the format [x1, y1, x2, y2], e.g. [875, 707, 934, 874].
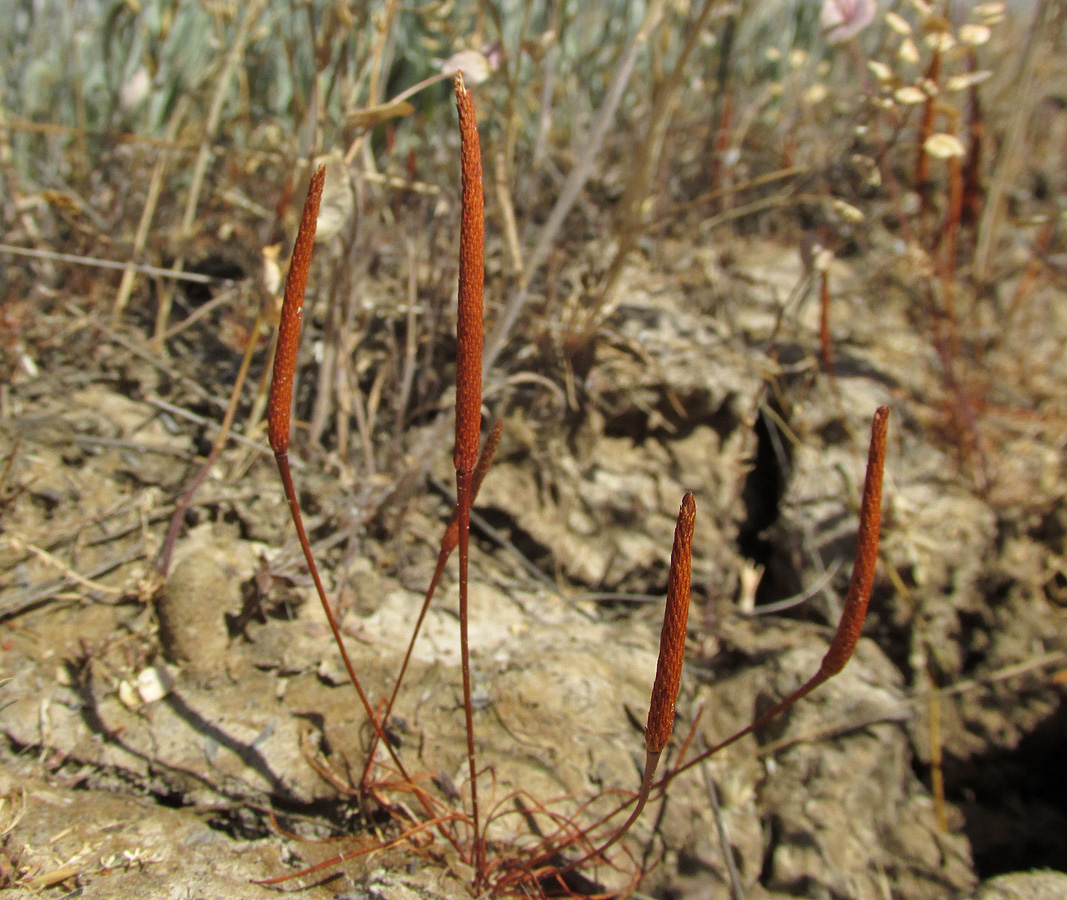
[819, 405, 888, 678]
[268, 165, 326, 456]
[453, 73, 485, 476]
[645, 491, 696, 754]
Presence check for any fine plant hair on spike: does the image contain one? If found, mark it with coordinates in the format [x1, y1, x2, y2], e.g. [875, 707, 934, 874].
[452, 70, 487, 887]
[266, 166, 427, 805]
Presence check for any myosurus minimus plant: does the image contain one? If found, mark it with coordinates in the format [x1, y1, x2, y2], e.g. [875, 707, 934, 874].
[264, 73, 890, 898]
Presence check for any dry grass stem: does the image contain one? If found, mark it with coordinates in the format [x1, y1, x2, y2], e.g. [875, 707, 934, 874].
[482, 0, 667, 374]
[152, 0, 265, 348]
[157, 306, 264, 575]
[111, 96, 191, 319]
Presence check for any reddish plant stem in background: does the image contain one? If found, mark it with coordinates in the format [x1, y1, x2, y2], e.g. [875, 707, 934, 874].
[961, 53, 984, 229]
[940, 155, 965, 363]
[913, 49, 941, 219]
[709, 90, 733, 214]
[942, 156, 964, 287]
[453, 71, 486, 886]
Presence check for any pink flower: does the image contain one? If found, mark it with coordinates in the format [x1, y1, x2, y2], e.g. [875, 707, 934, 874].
[820, 0, 877, 44]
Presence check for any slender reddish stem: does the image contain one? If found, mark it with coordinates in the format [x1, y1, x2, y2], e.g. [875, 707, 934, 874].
[961, 52, 984, 229]
[361, 421, 502, 792]
[268, 169, 392, 762]
[914, 49, 941, 219]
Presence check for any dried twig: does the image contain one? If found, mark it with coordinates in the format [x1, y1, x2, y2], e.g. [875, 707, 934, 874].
[0, 546, 144, 620]
[157, 307, 264, 575]
[974, 0, 1050, 280]
[6, 537, 125, 596]
[700, 741, 746, 900]
[111, 96, 191, 319]
[1, 243, 231, 286]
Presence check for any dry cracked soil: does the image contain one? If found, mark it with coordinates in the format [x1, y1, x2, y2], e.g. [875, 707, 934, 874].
[1, 233, 1066, 900]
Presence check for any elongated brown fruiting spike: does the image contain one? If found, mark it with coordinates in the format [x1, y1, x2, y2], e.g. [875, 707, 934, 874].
[452, 71, 487, 888]
[264, 165, 459, 858]
[645, 491, 697, 754]
[554, 492, 697, 875]
[818, 405, 888, 678]
[453, 72, 484, 476]
[269, 166, 325, 456]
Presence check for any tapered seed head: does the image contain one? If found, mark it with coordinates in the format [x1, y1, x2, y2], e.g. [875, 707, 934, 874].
[453, 73, 484, 476]
[645, 492, 696, 755]
[268, 165, 326, 456]
[818, 406, 888, 678]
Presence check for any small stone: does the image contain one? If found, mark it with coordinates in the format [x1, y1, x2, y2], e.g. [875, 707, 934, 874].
[118, 679, 140, 710]
[136, 665, 173, 704]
